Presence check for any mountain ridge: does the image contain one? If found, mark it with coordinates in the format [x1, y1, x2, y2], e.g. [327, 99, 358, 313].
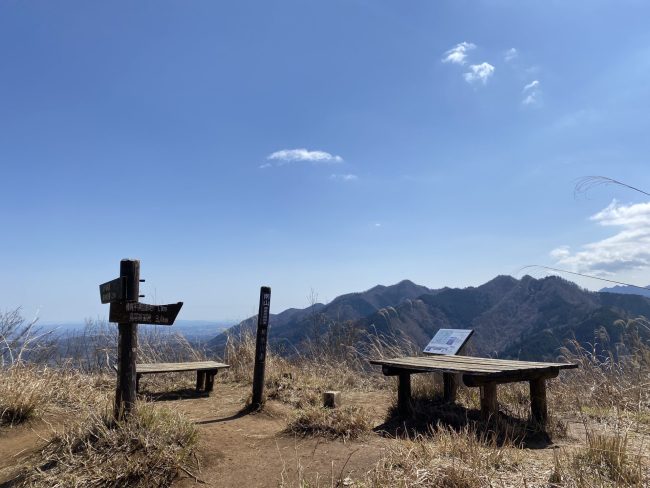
[210, 276, 650, 360]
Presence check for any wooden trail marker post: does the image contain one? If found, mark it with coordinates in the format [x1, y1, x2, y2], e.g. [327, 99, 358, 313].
[251, 286, 271, 409]
[99, 259, 183, 420]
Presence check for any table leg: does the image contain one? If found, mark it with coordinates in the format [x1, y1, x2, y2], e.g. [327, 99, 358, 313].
[530, 378, 547, 427]
[397, 373, 412, 417]
[196, 371, 206, 391]
[443, 373, 457, 402]
[205, 371, 216, 394]
[480, 382, 497, 420]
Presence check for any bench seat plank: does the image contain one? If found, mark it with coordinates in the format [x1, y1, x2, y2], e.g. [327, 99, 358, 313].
[136, 361, 230, 374]
[370, 355, 577, 377]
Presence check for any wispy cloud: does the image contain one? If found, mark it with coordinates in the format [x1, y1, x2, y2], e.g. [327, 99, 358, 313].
[330, 173, 358, 182]
[523, 80, 539, 92]
[551, 200, 650, 274]
[442, 42, 476, 65]
[522, 79, 541, 106]
[265, 148, 343, 166]
[463, 62, 495, 84]
[504, 48, 518, 62]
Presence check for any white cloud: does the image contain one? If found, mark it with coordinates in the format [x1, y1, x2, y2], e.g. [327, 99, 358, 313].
[523, 80, 540, 92]
[442, 42, 476, 65]
[266, 148, 343, 165]
[463, 62, 495, 84]
[522, 80, 541, 107]
[522, 92, 539, 106]
[551, 200, 650, 274]
[504, 48, 518, 62]
[330, 173, 358, 182]
[259, 162, 272, 169]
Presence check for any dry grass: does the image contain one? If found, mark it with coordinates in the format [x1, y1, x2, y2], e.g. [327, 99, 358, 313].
[224, 328, 411, 411]
[15, 403, 198, 488]
[359, 425, 523, 488]
[554, 319, 650, 427]
[285, 404, 373, 440]
[548, 426, 649, 487]
[0, 365, 110, 427]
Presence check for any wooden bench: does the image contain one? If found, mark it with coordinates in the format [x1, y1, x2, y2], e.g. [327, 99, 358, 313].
[134, 361, 230, 395]
[370, 355, 577, 427]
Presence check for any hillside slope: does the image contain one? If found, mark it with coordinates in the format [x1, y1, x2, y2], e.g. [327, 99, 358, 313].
[211, 276, 650, 360]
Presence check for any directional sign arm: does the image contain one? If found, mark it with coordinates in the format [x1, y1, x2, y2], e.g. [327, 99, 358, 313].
[99, 277, 126, 304]
[109, 302, 183, 325]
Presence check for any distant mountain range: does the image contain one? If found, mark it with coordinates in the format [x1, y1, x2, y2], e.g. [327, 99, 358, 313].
[599, 284, 650, 298]
[209, 276, 650, 360]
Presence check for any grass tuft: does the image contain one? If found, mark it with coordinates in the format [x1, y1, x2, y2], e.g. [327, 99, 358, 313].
[285, 405, 373, 440]
[18, 403, 198, 488]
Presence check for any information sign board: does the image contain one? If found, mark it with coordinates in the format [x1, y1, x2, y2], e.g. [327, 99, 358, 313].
[423, 329, 473, 355]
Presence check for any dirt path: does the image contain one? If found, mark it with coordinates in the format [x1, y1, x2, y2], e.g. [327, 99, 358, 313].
[170, 384, 393, 487]
[0, 415, 64, 485]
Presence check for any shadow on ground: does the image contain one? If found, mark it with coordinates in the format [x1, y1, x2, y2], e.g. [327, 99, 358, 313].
[374, 396, 554, 449]
[140, 388, 210, 402]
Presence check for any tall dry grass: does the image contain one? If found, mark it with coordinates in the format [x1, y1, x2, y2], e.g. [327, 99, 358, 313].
[554, 318, 650, 430]
[15, 403, 198, 488]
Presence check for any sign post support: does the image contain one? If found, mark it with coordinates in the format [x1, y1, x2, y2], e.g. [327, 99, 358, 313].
[114, 259, 140, 420]
[251, 286, 271, 409]
[100, 259, 183, 421]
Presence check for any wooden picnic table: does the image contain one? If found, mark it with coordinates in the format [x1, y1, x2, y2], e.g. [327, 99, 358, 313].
[370, 355, 578, 426]
[135, 361, 230, 394]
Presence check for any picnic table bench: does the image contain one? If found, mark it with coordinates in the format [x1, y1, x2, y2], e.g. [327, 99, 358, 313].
[370, 355, 577, 426]
[134, 361, 230, 395]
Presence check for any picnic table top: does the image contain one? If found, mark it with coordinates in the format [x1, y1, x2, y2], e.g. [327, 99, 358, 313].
[136, 361, 230, 374]
[370, 355, 578, 377]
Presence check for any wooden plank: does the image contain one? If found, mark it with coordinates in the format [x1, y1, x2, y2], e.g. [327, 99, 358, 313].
[371, 355, 577, 370]
[370, 356, 578, 377]
[110, 301, 183, 326]
[382, 362, 563, 379]
[137, 361, 230, 374]
[463, 369, 559, 386]
[374, 358, 528, 375]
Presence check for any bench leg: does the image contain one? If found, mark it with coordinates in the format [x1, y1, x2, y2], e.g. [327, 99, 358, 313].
[136, 374, 142, 393]
[443, 373, 457, 402]
[530, 378, 547, 427]
[480, 382, 498, 420]
[196, 371, 206, 391]
[205, 371, 216, 394]
[397, 373, 412, 417]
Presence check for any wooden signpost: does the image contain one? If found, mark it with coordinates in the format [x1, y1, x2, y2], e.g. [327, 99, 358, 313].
[251, 286, 271, 409]
[99, 259, 183, 420]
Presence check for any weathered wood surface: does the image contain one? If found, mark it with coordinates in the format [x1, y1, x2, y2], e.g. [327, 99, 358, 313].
[114, 259, 140, 420]
[136, 361, 230, 374]
[397, 372, 412, 416]
[480, 382, 498, 420]
[323, 391, 341, 408]
[371, 355, 577, 377]
[252, 286, 272, 408]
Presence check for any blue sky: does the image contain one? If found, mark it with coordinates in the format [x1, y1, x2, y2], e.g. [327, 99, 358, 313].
[2, 1, 650, 323]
